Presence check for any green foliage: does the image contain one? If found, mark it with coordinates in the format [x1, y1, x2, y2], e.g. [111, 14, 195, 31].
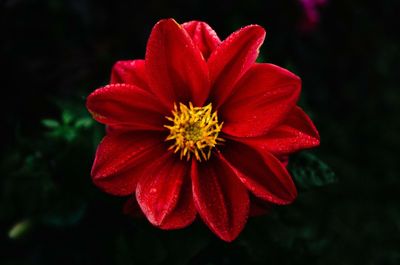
[8, 219, 33, 239]
[289, 152, 336, 190]
[42, 102, 95, 142]
[1, 100, 101, 243]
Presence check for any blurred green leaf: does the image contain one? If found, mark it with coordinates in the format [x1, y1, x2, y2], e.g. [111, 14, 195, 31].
[42, 102, 98, 143]
[75, 117, 93, 129]
[42, 119, 60, 128]
[62, 110, 74, 124]
[8, 219, 33, 239]
[289, 152, 336, 190]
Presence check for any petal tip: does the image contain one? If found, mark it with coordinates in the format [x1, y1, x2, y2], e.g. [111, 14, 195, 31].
[242, 24, 267, 39]
[217, 232, 240, 242]
[155, 18, 181, 28]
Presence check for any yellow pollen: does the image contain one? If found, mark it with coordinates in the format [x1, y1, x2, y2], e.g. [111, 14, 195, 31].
[164, 102, 224, 161]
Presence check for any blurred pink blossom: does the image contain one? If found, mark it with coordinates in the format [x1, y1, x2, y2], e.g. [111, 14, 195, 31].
[299, 0, 328, 32]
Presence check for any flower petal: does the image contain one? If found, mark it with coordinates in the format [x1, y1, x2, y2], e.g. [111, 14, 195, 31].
[91, 131, 165, 195]
[191, 155, 249, 242]
[221, 140, 297, 205]
[110, 60, 149, 90]
[145, 18, 210, 108]
[220, 63, 301, 137]
[136, 153, 196, 229]
[208, 25, 266, 107]
[232, 106, 320, 156]
[182, 21, 221, 60]
[87, 83, 168, 131]
[155, 171, 197, 230]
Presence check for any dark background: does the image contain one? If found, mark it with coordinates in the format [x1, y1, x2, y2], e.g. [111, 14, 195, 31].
[1, 0, 399, 264]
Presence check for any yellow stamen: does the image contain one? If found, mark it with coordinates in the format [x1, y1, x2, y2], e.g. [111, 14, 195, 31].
[164, 102, 224, 161]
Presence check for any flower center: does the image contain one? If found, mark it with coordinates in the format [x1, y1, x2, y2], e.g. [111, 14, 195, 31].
[164, 102, 224, 161]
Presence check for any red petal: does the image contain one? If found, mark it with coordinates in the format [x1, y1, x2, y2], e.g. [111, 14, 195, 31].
[91, 131, 165, 195]
[110, 60, 149, 90]
[145, 19, 209, 108]
[86, 83, 168, 131]
[220, 63, 301, 137]
[182, 21, 221, 60]
[136, 153, 196, 229]
[221, 140, 297, 205]
[191, 155, 249, 242]
[156, 170, 197, 230]
[208, 25, 266, 108]
[232, 106, 320, 156]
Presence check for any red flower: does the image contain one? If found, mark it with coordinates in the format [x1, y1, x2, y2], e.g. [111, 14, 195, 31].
[86, 19, 320, 241]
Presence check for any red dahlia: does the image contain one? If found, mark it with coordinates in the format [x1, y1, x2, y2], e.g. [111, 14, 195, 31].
[86, 18, 320, 241]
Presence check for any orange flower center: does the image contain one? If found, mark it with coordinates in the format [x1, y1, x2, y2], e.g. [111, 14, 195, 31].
[164, 102, 224, 161]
